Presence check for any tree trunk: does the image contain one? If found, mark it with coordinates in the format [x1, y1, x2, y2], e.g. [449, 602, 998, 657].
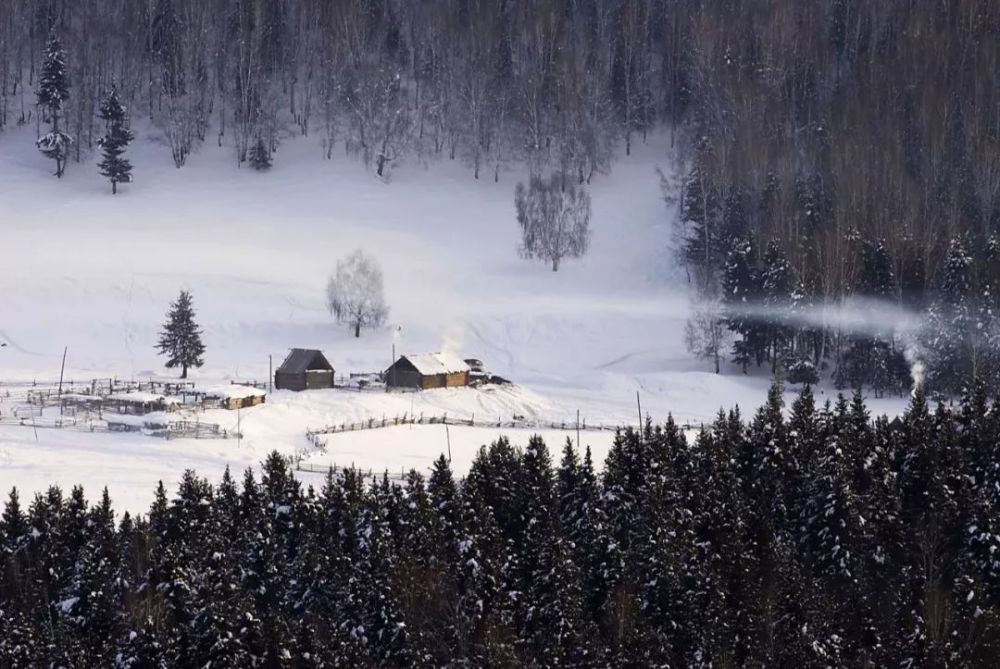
[552, 257, 560, 271]
[112, 180, 117, 195]
[355, 322, 361, 338]
[181, 364, 188, 379]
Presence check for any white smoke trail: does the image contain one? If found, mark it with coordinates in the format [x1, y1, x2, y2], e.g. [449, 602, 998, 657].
[904, 345, 926, 395]
[723, 296, 924, 338]
[720, 296, 928, 393]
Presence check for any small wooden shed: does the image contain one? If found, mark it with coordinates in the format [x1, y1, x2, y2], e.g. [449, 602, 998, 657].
[202, 385, 267, 410]
[275, 349, 335, 391]
[384, 352, 471, 390]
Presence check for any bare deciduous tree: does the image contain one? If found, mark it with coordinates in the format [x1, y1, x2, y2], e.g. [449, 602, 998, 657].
[684, 297, 728, 374]
[326, 249, 389, 338]
[515, 174, 592, 272]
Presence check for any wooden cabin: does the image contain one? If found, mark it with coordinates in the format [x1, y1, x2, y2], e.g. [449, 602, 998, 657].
[202, 385, 266, 410]
[384, 352, 471, 390]
[274, 349, 335, 391]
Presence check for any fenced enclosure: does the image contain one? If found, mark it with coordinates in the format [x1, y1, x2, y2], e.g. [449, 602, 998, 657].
[0, 377, 237, 440]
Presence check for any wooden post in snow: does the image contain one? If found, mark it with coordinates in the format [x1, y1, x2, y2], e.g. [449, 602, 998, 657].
[58, 346, 67, 415]
[636, 391, 642, 433]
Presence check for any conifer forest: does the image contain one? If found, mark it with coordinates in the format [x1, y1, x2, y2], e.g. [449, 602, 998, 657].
[2, 385, 1000, 666]
[2, 1, 1000, 391]
[5, 3, 1000, 666]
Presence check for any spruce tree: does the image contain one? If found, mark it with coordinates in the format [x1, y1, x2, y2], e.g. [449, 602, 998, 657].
[761, 240, 793, 372]
[35, 33, 73, 178]
[925, 238, 975, 394]
[248, 138, 272, 170]
[97, 86, 134, 194]
[156, 290, 205, 379]
[722, 239, 765, 372]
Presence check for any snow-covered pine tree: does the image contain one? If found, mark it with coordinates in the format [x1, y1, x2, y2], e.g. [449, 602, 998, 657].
[924, 238, 974, 394]
[248, 138, 272, 170]
[156, 290, 205, 379]
[427, 454, 461, 568]
[680, 166, 720, 292]
[762, 240, 794, 372]
[722, 239, 765, 372]
[35, 33, 73, 178]
[97, 86, 134, 194]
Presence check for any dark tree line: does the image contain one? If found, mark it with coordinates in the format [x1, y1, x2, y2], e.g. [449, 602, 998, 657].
[671, 1, 1000, 396]
[0, 0, 675, 176]
[3, 383, 1000, 666]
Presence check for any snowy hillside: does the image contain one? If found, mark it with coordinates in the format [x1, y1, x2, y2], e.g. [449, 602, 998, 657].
[0, 125, 909, 510]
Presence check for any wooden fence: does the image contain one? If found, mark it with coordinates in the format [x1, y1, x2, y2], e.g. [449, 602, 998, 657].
[306, 412, 636, 441]
[294, 462, 408, 481]
[0, 412, 233, 440]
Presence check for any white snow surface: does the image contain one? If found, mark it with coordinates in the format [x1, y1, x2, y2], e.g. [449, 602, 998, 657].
[0, 124, 910, 513]
[201, 384, 267, 399]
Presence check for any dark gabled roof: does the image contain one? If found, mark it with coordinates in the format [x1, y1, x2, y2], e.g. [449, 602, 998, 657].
[276, 348, 334, 374]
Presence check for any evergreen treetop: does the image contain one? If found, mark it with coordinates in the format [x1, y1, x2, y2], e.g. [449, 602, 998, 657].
[156, 290, 205, 379]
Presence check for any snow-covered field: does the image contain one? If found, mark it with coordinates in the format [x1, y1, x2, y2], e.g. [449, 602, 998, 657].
[0, 124, 909, 512]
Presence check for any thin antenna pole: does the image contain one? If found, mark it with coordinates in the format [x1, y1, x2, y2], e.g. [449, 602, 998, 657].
[445, 423, 452, 463]
[636, 390, 642, 432]
[58, 346, 67, 415]
[576, 409, 581, 449]
[268, 354, 273, 393]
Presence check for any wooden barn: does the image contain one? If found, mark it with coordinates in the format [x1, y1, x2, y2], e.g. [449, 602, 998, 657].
[202, 385, 267, 410]
[384, 352, 471, 390]
[274, 349, 335, 391]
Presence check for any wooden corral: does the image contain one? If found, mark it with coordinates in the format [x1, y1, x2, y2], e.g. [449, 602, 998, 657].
[275, 349, 336, 391]
[107, 392, 181, 415]
[384, 352, 471, 390]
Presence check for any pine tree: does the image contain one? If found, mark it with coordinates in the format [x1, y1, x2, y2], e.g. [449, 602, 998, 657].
[427, 455, 460, 568]
[248, 138, 272, 170]
[722, 239, 765, 372]
[925, 238, 975, 394]
[762, 240, 794, 372]
[681, 166, 721, 291]
[98, 86, 134, 194]
[35, 33, 73, 178]
[156, 290, 205, 378]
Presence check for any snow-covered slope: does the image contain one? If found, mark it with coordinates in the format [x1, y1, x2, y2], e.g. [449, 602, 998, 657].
[0, 125, 909, 511]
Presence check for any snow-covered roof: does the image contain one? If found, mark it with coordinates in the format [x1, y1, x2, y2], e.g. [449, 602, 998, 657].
[400, 352, 471, 376]
[201, 385, 266, 399]
[107, 391, 179, 404]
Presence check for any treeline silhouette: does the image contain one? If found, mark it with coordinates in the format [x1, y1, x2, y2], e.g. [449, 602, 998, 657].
[2, 381, 1000, 666]
[675, 1, 1000, 395]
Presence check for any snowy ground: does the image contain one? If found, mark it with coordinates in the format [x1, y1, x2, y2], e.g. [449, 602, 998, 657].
[0, 124, 910, 512]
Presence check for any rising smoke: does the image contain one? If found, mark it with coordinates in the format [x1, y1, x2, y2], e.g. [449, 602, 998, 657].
[720, 296, 928, 391]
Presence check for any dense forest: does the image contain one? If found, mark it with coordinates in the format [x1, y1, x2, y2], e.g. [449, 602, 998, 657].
[670, 1, 1000, 395]
[2, 383, 1000, 666]
[3, 0, 1000, 391]
[0, 0, 675, 177]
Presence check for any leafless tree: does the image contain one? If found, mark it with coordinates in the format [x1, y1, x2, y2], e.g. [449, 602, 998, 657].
[684, 296, 728, 374]
[326, 249, 390, 338]
[515, 174, 592, 272]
